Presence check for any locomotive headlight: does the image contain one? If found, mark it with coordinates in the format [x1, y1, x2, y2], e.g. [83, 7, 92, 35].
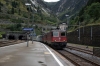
[64, 40, 66, 42]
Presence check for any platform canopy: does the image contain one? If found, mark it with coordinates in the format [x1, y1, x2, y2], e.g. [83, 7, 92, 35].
[23, 28, 33, 31]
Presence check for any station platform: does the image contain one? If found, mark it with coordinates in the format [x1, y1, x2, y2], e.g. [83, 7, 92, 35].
[0, 41, 74, 66]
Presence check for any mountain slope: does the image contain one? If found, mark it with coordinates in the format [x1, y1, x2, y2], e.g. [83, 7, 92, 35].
[78, 0, 100, 25]
[67, 0, 100, 31]
[0, 0, 58, 31]
[51, 0, 88, 22]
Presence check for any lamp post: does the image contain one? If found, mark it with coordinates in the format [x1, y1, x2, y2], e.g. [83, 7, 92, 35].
[91, 26, 92, 40]
[32, 25, 36, 44]
[25, 3, 31, 6]
[25, 3, 36, 44]
[26, 33, 29, 47]
[24, 31, 30, 47]
[25, 3, 32, 45]
[6, 33, 9, 40]
[25, 3, 31, 27]
[65, 15, 69, 25]
[77, 22, 81, 42]
[79, 22, 80, 41]
[65, 15, 69, 32]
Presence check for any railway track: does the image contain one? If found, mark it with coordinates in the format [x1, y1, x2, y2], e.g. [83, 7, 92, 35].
[58, 49, 100, 66]
[66, 46, 93, 55]
[0, 40, 25, 47]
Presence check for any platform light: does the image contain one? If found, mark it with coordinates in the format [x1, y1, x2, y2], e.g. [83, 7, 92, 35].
[25, 3, 31, 6]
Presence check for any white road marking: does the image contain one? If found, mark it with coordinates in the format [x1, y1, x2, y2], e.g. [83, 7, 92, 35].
[42, 44, 64, 66]
[44, 52, 51, 54]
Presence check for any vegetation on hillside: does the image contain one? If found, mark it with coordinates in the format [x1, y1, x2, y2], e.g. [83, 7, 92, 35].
[69, 0, 100, 31]
[0, 0, 58, 33]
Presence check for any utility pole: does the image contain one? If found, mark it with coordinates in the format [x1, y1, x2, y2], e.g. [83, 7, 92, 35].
[91, 26, 93, 40]
[79, 22, 80, 41]
[32, 25, 36, 44]
[27, 34, 29, 47]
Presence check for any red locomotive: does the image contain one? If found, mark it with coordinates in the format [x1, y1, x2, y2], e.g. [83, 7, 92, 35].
[42, 29, 67, 49]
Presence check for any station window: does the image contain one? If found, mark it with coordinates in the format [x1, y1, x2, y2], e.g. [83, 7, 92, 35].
[61, 32, 66, 36]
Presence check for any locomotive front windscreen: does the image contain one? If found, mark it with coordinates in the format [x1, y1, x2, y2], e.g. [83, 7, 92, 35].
[53, 31, 59, 37]
[61, 32, 66, 36]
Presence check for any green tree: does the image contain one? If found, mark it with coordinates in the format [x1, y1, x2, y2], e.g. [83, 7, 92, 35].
[18, 9, 21, 15]
[0, 2, 3, 6]
[7, 23, 22, 31]
[0, 6, 1, 12]
[88, 3, 100, 20]
[12, 1, 18, 8]
[11, 7, 14, 14]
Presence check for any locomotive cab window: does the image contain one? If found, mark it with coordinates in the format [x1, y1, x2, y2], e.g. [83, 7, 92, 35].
[61, 32, 66, 36]
[53, 32, 59, 37]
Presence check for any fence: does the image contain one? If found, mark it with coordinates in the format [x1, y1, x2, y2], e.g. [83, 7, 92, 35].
[67, 25, 100, 47]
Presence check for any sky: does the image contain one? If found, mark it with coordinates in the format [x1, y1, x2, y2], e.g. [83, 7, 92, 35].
[44, 0, 60, 2]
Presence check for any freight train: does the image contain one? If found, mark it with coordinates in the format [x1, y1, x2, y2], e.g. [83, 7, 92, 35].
[37, 29, 67, 49]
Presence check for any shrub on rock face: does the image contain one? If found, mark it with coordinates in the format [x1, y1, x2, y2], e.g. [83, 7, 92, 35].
[0, 34, 2, 39]
[87, 3, 100, 20]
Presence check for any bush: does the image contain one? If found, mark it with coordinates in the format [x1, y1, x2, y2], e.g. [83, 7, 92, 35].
[84, 2, 100, 20]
